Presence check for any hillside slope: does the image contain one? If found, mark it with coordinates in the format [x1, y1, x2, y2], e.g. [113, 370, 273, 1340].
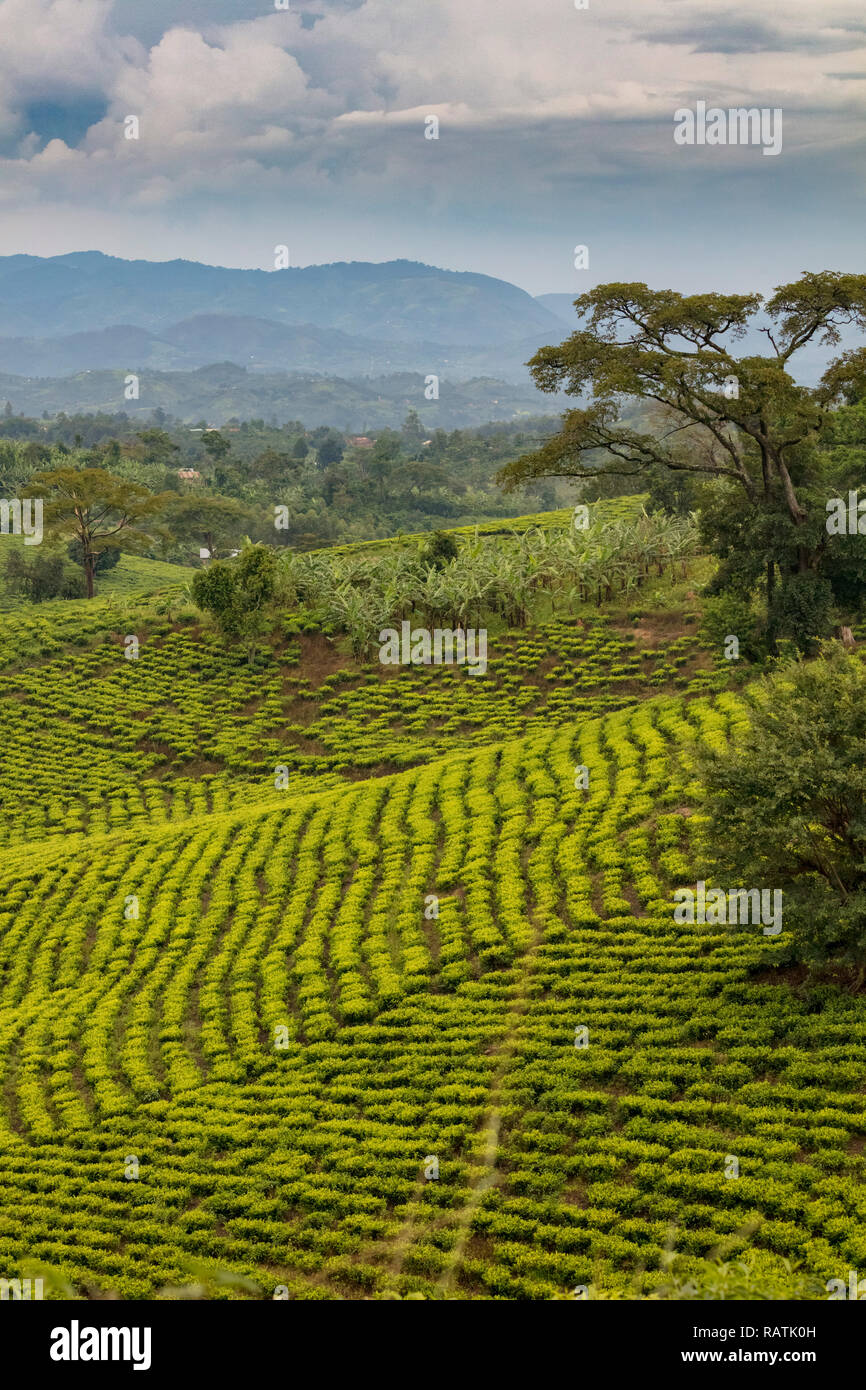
[0, 513, 863, 1300]
[0, 366, 560, 430]
[1, 695, 863, 1299]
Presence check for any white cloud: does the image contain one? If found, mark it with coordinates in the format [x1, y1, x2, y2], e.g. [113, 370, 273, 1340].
[0, 0, 862, 284]
[0, 0, 861, 188]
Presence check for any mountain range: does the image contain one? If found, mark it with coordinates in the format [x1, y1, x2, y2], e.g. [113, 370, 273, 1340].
[0, 253, 562, 345]
[0, 254, 845, 428]
[0, 253, 575, 423]
[0, 314, 550, 382]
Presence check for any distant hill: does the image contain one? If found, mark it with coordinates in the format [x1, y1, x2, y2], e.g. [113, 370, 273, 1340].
[535, 293, 578, 327]
[0, 315, 547, 383]
[0, 253, 567, 400]
[0, 252, 562, 346]
[0, 364, 564, 430]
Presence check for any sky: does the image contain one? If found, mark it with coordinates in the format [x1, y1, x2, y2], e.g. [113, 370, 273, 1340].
[0, 0, 863, 297]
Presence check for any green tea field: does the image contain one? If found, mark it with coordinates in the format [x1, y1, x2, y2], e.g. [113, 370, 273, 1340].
[0, 508, 863, 1302]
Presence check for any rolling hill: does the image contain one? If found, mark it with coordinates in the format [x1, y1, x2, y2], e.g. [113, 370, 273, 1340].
[0, 254, 568, 409]
[0, 507, 862, 1300]
[0, 317, 550, 384]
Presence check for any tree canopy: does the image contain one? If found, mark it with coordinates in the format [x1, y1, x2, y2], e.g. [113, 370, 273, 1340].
[499, 272, 866, 516]
[24, 467, 169, 597]
[698, 646, 866, 983]
[191, 543, 280, 662]
[498, 272, 866, 648]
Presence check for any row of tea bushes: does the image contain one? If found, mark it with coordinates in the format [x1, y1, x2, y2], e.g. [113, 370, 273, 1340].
[0, 609, 710, 844]
[1, 690, 863, 1297]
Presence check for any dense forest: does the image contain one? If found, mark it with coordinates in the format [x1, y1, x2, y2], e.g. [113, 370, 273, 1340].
[0, 407, 563, 597]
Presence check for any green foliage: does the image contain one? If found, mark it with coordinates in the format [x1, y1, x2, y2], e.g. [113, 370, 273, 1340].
[202, 430, 231, 463]
[498, 274, 866, 648]
[0, 410, 567, 552]
[284, 503, 696, 658]
[699, 647, 866, 976]
[767, 571, 836, 655]
[3, 549, 86, 602]
[25, 466, 170, 598]
[68, 539, 121, 575]
[192, 544, 279, 659]
[1, 668, 864, 1301]
[0, 591, 712, 846]
[644, 464, 701, 518]
[635, 1253, 822, 1301]
[699, 593, 762, 662]
[163, 495, 253, 563]
[0, 490, 863, 1304]
[315, 432, 344, 469]
[191, 562, 238, 631]
[418, 530, 459, 570]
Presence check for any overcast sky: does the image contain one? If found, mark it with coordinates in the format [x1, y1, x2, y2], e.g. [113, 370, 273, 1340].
[0, 0, 862, 297]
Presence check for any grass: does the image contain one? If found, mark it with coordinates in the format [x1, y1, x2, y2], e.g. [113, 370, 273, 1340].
[0, 541, 194, 612]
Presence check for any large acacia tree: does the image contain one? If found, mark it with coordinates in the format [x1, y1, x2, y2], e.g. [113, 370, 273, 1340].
[25, 467, 168, 597]
[498, 272, 866, 618]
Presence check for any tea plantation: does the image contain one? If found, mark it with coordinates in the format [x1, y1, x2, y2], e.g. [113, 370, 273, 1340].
[0, 513, 863, 1300]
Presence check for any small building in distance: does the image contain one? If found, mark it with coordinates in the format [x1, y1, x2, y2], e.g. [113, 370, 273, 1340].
[347, 436, 374, 449]
[178, 468, 201, 481]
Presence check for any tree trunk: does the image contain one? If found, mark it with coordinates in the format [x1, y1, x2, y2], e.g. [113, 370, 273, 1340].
[85, 555, 94, 599]
[765, 560, 777, 654]
[774, 454, 807, 524]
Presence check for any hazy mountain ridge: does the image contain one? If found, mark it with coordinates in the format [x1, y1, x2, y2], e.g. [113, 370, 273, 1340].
[0, 253, 570, 403]
[0, 363, 563, 430]
[0, 252, 563, 345]
[0, 315, 547, 383]
[535, 292, 579, 326]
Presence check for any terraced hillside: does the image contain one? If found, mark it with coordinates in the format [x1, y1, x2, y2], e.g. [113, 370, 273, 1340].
[0, 607, 713, 846]
[0, 515, 863, 1301]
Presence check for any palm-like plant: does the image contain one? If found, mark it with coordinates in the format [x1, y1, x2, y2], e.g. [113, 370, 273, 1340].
[276, 507, 697, 650]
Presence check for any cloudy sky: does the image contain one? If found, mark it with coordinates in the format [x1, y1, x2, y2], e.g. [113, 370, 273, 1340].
[0, 0, 863, 296]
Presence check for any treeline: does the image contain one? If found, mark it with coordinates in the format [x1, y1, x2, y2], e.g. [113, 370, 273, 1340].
[0, 408, 562, 565]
